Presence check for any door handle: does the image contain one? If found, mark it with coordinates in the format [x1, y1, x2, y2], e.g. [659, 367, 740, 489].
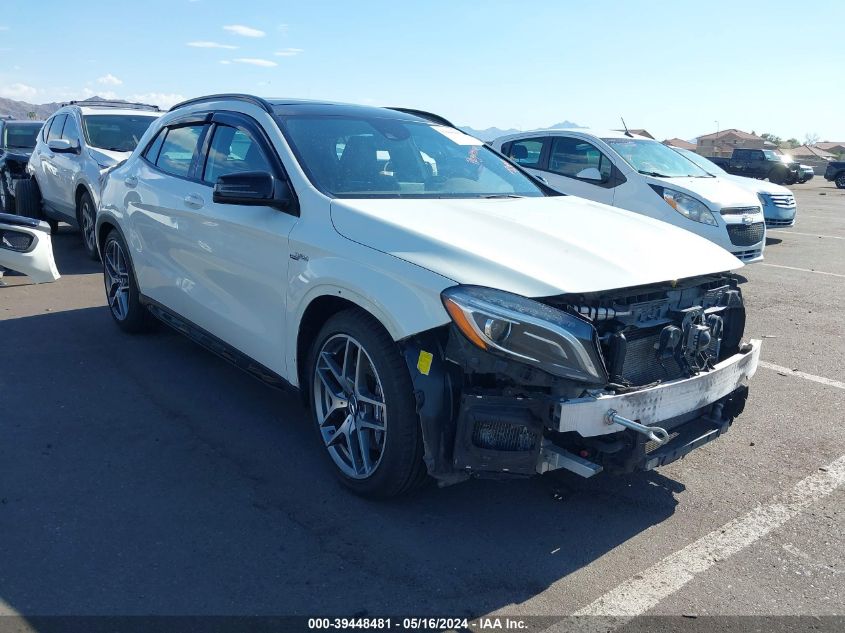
[184, 193, 204, 209]
[124, 176, 138, 188]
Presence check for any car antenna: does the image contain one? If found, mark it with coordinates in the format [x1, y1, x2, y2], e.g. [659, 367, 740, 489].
[621, 117, 633, 138]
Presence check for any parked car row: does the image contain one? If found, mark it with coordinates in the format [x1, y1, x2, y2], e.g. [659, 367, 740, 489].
[12, 100, 162, 258]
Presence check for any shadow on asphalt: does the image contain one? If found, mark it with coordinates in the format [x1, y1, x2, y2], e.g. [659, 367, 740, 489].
[766, 237, 783, 246]
[51, 226, 101, 276]
[0, 235, 683, 616]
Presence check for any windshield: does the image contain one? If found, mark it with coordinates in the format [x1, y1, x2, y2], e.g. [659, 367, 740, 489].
[674, 147, 726, 175]
[278, 115, 545, 198]
[82, 114, 158, 152]
[603, 138, 712, 178]
[763, 150, 784, 161]
[3, 122, 42, 150]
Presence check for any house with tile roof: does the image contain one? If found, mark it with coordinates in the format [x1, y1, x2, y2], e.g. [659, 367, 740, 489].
[662, 138, 697, 150]
[695, 129, 773, 157]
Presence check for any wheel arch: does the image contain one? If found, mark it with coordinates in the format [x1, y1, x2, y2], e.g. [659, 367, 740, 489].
[290, 282, 450, 393]
[74, 183, 96, 222]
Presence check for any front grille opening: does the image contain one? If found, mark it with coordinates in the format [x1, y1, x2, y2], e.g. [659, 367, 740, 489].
[727, 222, 765, 246]
[472, 420, 537, 452]
[0, 229, 34, 252]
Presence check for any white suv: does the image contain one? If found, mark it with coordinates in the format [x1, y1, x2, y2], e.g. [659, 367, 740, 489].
[97, 95, 760, 498]
[492, 130, 767, 263]
[17, 100, 161, 259]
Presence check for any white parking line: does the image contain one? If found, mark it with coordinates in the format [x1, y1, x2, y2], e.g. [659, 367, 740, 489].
[573, 454, 845, 619]
[760, 263, 845, 278]
[759, 360, 845, 390]
[776, 231, 845, 240]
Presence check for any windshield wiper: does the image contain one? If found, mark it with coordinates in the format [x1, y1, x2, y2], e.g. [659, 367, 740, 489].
[482, 194, 524, 199]
[637, 170, 672, 178]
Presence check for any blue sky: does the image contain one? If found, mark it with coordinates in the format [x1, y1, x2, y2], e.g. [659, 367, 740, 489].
[1, 0, 842, 141]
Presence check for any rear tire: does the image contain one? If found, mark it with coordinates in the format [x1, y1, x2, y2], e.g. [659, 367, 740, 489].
[14, 178, 42, 219]
[78, 191, 99, 260]
[102, 229, 155, 333]
[307, 309, 428, 498]
[836, 173, 845, 189]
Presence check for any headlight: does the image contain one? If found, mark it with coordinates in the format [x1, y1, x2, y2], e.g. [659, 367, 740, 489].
[441, 286, 607, 384]
[654, 187, 718, 226]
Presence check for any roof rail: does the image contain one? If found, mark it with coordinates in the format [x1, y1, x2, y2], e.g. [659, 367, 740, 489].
[169, 94, 274, 114]
[386, 107, 456, 128]
[60, 99, 161, 112]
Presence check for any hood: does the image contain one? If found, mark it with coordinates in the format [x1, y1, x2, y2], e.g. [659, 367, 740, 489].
[725, 174, 792, 197]
[1, 148, 34, 163]
[330, 196, 743, 297]
[645, 175, 760, 209]
[88, 147, 131, 168]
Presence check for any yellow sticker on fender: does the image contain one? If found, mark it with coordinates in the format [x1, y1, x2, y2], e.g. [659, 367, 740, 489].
[417, 350, 433, 376]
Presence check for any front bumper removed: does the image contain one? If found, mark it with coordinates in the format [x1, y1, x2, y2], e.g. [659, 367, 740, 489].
[402, 331, 761, 483]
[555, 339, 761, 437]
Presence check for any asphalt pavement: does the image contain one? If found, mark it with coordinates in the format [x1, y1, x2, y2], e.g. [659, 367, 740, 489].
[0, 179, 842, 625]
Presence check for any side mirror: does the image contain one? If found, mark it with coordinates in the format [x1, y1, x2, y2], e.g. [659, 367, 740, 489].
[576, 167, 605, 182]
[48, 138, 79, 154]
[213, 171, 296, 212]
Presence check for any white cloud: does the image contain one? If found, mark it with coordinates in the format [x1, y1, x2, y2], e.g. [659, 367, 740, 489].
[223, 24, 265, 38]
[275, 48, 303, 57]
[97, 73, 123, 86]
[0, 83, 38, 100]
[219, 60, 232, 65]
[187, 40, 238, 49]
[128, 92, 186, 109]
[232, 58, 277, 67]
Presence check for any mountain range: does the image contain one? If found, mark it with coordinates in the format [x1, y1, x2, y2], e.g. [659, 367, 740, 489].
[1, 96, 584, 142]
[460, 120, 584, 141]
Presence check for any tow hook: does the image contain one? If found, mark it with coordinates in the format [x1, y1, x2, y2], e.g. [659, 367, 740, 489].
[605, 409, 670, 445]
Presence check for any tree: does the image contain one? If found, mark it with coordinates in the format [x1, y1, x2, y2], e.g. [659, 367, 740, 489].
[784, 138, 800, 149]
[27, 111, 36, 120]
[761, 132, 782, 146]
[804, 132, 820, 146]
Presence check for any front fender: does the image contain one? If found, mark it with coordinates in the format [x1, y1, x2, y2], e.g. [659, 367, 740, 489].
[285, 247, 454, 387]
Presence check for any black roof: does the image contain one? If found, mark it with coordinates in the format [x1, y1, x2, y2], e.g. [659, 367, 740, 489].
[270, 100, 426, 122]
[169, 94, 447, 126]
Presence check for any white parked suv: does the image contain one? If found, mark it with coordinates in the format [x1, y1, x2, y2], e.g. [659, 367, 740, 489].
[492, 130, 767, 263]
[17, 100, 161, 259]
[97, 95, 761, 498]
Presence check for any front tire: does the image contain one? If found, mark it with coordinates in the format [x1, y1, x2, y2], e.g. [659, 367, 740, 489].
[78, 191, 99, 260]
[14, 178, 42, 219]
[307, 309, 427, 498]
[102, 229, 155, 333]
[768, 168, 785, 185]
[836, 173, 845, 189]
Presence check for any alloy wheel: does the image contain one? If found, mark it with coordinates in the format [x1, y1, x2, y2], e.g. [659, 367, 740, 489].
[82, 200, 96, 253]
[313, 334, 387, 479]
[104, 238, 130, 321]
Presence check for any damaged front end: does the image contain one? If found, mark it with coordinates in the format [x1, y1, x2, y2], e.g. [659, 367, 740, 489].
[401, 275, 761, 485]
